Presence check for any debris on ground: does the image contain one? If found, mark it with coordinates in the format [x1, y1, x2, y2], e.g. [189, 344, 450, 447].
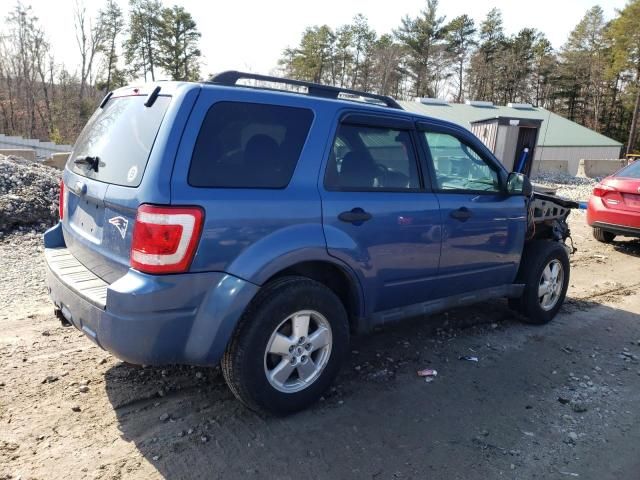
[0, 154, 60, 233]
[459, 356, 479, 362]
[417, 368, 438, 377]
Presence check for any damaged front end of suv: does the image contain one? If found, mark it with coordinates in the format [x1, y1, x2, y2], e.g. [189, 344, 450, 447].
[527, 191, 579, 248]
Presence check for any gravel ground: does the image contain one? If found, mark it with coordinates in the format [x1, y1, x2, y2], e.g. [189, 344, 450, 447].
[0, 231, 49, 322]
[531, 171, 598, 202]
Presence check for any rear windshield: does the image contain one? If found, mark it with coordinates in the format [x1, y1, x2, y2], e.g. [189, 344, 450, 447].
[67, 95, 171, 187]
[615, 160, 640, 179]
[188, 102, 313, 188]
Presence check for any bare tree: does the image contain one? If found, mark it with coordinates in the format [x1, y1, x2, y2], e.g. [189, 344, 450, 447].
[74, 0, 104, 103]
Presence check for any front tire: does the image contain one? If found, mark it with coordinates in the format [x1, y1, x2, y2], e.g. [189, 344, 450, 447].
[509, 241, 570, 325]
[593, 227, 615, 243]
[221, 276, 349, 415]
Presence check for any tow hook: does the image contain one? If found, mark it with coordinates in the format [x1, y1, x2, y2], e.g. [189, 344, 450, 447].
[55, 308, 71, 327]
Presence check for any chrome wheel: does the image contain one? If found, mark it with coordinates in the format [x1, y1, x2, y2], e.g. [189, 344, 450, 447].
[264, 310, 332, 393]
[538, 259, 564, 311]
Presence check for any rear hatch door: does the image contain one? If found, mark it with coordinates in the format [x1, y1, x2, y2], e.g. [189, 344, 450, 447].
[62, 89, 174, 283]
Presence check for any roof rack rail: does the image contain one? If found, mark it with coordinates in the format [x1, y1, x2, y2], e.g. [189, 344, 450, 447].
[207, 70, 402, 110]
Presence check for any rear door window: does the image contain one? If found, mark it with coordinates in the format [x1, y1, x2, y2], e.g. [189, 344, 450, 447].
[68, 95, 171, 187]
[188, 102, 314, 188]
[324, 123, 421, 191]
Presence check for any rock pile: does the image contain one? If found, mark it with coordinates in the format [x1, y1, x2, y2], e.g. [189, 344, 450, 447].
[531, 170, 598, 202]
[0, 154, 61, 234]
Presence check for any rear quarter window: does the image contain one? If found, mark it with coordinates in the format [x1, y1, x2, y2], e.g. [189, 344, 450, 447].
[188, 102, 313, 188]
[616, 160, 640, 179]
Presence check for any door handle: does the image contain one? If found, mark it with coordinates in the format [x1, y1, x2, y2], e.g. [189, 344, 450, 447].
[450, 207, 472, 222]
[338, 208, 372, 224]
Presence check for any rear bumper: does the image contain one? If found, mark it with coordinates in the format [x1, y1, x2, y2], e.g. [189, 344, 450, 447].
[590, 221, 640, 238]
[44, 223, 259, 366]
[587, 196, 640, 234]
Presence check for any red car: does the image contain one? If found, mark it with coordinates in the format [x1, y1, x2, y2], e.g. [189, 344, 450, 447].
[587, 160, 640, 243]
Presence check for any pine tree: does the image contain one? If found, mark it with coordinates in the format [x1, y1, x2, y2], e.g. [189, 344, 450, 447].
[467, 8, 505, 102]
[444, 14, 476, 102]
[156, 5, 201, 81]
[609, 0, 640, 153]
[393, 0, 446, 98]
[98, 0, 124, 92]
[124, 0, 162, 81]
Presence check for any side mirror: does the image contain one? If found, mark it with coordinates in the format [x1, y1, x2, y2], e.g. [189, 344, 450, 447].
[507, 172, 533, 196]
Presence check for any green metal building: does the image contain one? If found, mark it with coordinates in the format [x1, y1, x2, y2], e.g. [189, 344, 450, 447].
[401, 99, 623, 176]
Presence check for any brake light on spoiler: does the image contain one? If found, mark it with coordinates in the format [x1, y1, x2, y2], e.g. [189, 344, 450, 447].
[130, 204, 204, 274]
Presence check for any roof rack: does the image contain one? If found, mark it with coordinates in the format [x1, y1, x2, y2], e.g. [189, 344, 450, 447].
[207, 70, 402, 110]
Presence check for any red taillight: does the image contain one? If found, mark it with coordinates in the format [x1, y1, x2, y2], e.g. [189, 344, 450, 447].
[130, 205, 204, 274]
[59, 180, 65, 220]
[593, 183, 616, 197]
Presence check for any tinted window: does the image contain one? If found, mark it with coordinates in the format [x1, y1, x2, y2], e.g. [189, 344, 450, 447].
[423, 132, 500, 192]
[325, 124, 420, 190]
[615, 160, 640, 179]
[189, 102, 313, 188]
[68, 96, 171, 187]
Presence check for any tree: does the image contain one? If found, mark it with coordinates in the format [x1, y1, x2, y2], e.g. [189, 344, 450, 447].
[74, 0, 104, 104]
[556, 6, 609, 130]
[156, 5, 201, 81]
[350, 14, 376, 90]
[98, 0, 124, 92]
[334, 25, 353, 87]
[444, 14, 476, 102]
[609, 0, 640, 153]
[282, 25, 336, 83]
[497, 28, 539, 104]
[467, 8, 505, 102]
[530, 36, 557, 107]
[1, 3, 53, 137]
[124, 0, 162, 81]
[370, 34, 406, 96]
[394, 0, 446, 98]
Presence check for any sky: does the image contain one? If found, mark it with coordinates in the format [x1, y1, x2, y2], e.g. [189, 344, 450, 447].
[0, 0, 629, 79]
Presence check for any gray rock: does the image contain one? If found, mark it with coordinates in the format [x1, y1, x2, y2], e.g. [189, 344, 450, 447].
[571, 400, 588, 413]
[159, 413, 170, 422]
[42, 375, 58, 384]
[78, 385, 89, 393]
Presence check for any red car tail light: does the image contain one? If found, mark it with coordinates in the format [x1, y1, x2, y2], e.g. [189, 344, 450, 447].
[59, 179, 65, 220]
[593, 183, 616, 197]
[130, 204, 204, 274]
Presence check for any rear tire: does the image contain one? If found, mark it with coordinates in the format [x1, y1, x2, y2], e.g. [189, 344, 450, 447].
[509, 241, 570, 325]
[593, 227, 615, 243]
[221, 276, 349, 415]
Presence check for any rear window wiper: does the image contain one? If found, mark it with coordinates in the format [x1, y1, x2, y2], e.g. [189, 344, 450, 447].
[74, 155, 100, 172]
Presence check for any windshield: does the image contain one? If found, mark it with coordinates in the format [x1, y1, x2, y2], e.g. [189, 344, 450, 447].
[68, 95, 171, 187]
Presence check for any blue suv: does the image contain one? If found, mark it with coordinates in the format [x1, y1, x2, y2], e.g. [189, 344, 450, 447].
[44, 72, 575, 414]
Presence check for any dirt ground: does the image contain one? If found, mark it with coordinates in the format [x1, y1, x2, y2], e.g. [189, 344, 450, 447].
[1, 209, 639, 480]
